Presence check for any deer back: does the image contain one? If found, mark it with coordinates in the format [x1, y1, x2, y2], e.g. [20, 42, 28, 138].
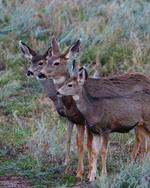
[85, 73, 150, 98]
[80, 83, 150, 135]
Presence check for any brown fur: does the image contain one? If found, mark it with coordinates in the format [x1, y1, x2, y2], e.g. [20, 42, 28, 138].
[19, 41, 75, 173]
[38, 36, 86, 178]
[38, 35, 150, 180]
[86, 73, 150, 98]
[58, 70, 150, 181]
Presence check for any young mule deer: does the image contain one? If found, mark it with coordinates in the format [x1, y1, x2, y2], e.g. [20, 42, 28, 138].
[38, 35, 94, 179]
[58, 64, 150, 181]
[19, 41, 75, 171]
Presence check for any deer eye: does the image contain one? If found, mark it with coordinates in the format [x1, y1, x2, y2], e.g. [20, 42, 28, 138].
[54, 62, 60, 66]
[39, 62, 43, 66]
[67, 84, 72, 87]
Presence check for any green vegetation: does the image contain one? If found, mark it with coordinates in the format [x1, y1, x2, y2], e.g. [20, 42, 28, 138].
[0, 0, 150, 187]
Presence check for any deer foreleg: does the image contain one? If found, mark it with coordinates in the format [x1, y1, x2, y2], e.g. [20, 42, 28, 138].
[101, 134, 109, 176]
[76, 124, 85, 179]
[86, 128, 93, 179]
[65, 121, 74, 173]
[89, 134, 100, 182]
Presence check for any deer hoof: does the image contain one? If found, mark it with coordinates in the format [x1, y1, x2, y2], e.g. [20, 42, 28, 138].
[101, 171, 107, 177]
[76, 171, 83, 180]
[87, 171, 91, 179]
[64, 157, 70, 166]
[89, 173, 97, 182]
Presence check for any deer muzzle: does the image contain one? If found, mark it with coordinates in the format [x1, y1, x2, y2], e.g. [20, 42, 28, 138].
[27, 70, 34, 77]
[56, 91, 62, 97]
[38, 72, 46, 79]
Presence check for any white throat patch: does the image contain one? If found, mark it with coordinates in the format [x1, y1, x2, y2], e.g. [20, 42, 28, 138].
[73, 95, 80, 101]
[53, 77, 66, 85]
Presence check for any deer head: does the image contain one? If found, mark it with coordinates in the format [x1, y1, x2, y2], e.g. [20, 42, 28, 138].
[38, 34, 81, 82]
[19, 41, 52, 77]
[58, 60, 88, 97]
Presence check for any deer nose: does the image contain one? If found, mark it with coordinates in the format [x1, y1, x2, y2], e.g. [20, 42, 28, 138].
[56, 91, 62, 97]
[56, 91, 60, 95]
[27, 70, 34, 76]
[38, 72, 46, 79]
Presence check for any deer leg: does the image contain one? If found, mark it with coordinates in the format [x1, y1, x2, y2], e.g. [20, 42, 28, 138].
[86, 129, 93, 179]
[65, 121, 74, 174]
[89, 134, 100, 182]
[76, 124, 85, 179]
[131, 127, 143, 161]
[132, 126, 150, 162]
[101, 134, 109, 176]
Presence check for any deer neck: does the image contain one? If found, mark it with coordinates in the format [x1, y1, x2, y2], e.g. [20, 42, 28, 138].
[53, 77, 66, 89]
[53, 72, 70, 89]
[40, 78, 57, 101]
[77, 84, 104, 126]
[72, 85, 90, 115]
[73, 95, 80, 101]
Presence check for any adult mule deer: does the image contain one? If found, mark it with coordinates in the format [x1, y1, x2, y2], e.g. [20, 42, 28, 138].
[19, 39, 90, 179]
[38, 35, 95, 179]
[19, 41, 78, 172]
[58, 64, 150, 181]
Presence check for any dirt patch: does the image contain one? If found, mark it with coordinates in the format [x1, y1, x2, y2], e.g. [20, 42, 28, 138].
[0, 176, 31, 188]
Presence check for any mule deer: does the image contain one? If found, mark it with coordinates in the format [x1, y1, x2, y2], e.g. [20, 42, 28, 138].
[19, 41, 75, 171]
[39, 43, 150, 180]
[37, 35, 95, 179]
[19, 39, 89, 179]
[58, 64, 150, 181]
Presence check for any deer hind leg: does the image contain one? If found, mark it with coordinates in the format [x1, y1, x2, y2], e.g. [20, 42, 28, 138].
[144, 130, 150, 155]
[76, 124, 85, 179]
[131, 126, 144, 161]
[136, 126, 150, 163]
[89, 135, 100, 182]
[65, 121, 74, 174]
[101, 134, 109, 176]
[86, 128, 93, 179]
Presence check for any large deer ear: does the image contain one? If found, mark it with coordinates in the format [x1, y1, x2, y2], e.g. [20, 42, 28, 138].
[78, 67, 88, 85]
[71, 59, 78, 78]
[43, 47, 52, 59]
[63, 40, 81, 59]
[51, 34, 60, 56]
[19, 41, 36, 60]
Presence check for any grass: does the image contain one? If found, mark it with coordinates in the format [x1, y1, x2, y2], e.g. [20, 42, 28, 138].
[93, 156, 150, 188]
[0, 0, 150, 187]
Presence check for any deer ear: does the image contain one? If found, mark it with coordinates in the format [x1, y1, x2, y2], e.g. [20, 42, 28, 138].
[63, 40, 81, 59]
[51, 34, 60, 56]
[43, 47, 52, 59]
[19, 41, 36, 60]
[78, 67, 88, 85]
[71, 59, 78, 77]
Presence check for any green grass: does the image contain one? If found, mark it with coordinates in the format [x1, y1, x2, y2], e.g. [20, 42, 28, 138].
[0, 119, 147, 187]
[0, 155, 77, 187]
